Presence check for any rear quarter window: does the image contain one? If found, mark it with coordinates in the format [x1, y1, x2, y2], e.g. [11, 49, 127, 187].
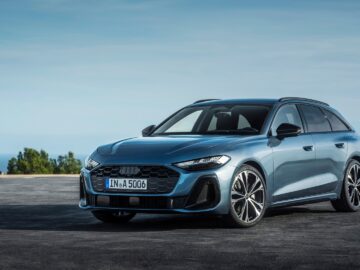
[323, 110, 350, 132]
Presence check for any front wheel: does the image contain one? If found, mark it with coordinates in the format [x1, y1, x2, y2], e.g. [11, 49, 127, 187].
[223, 165, 267, 228]
[331, 160, 360, 212]
[91, 210, 136, 223]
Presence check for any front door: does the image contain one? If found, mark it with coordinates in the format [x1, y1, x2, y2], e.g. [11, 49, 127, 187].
[270, 104, 318, 202]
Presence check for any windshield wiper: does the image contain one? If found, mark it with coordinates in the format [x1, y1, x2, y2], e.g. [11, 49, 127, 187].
[152, 132, 197, 136]
[153, 128, 259, 136]
[201, 128, 259, 135]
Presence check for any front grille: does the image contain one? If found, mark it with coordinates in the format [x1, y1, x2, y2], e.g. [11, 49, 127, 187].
[90, 166, 180, 194]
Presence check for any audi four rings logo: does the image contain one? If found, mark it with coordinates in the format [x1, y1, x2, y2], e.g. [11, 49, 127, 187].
[119, 166, 140, 176]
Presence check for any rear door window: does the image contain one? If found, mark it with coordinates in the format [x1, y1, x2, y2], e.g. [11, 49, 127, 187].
[299, 105, 331, 133]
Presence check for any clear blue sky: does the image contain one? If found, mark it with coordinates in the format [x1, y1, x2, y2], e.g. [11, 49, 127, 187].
[0, 0, 360, 155]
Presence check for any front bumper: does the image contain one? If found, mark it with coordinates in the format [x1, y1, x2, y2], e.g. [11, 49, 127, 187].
[79, 165, 234, 214]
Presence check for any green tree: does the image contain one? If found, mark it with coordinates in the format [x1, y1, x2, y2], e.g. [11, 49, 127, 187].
[53, 151, 82, 174]
[7, 148, 81, 174]
[7, 148, 55, 174]
[7, 157, 20, 174]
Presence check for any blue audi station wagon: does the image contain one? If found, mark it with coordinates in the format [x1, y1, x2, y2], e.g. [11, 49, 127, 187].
[80, 97, 360, 227]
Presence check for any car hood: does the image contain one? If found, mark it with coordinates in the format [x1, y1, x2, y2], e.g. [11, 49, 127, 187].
[93, 135, 259, 165]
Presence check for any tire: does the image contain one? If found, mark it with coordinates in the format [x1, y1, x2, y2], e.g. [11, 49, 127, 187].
[331, 160, 360, 212]
[91, 210, 136, 223]
[223, 165, 267, 228]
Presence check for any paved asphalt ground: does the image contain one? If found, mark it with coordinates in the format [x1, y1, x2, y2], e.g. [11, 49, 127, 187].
[0, 176, 359, 270]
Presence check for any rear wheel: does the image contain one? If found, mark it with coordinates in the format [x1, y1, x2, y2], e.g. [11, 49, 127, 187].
[224, 165, 267, 228]
[331, 160, 360, 212]
[91, 210, 136, 223]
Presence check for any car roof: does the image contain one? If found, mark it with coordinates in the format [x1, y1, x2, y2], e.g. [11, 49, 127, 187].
[188, 98, 278, 107]
[189, 97, 330, 108]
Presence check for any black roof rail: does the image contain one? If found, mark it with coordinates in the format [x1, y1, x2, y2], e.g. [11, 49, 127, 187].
[279, 97, 329, 106]
[193, 99, 221, 104]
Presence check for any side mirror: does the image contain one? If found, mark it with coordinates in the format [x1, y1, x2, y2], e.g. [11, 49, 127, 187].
[142, 125, 156, 137]
[276, 123, 301, 139]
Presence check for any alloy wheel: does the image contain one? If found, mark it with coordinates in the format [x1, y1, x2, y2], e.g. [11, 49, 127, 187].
[231, 170, 265, 223]
[347, 164, 360, 207]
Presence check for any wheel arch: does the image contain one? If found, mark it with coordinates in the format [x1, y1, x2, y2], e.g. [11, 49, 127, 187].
[242, 160, 267, 185]
[346, 154, 360, 173]
[350, 155, 360, 164]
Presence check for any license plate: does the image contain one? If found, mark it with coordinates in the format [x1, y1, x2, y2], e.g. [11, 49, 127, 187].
[105, 178, 147, 191]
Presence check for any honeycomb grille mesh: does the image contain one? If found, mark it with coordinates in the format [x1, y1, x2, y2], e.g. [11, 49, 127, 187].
[90, 166, 180, 194]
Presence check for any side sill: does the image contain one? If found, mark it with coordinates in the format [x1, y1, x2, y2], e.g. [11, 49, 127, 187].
[269, 193, 338, 208]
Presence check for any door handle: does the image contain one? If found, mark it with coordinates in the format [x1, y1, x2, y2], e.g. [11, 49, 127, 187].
[303, 145, 314, 151]
[335, 143, 345, 149]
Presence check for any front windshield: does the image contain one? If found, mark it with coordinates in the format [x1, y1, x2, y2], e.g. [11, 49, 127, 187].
[153, 104, 271, 136]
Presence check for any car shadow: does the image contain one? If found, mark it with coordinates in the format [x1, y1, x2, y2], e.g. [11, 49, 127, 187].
[0, 205, 224, 232]
[266, 204, 336, 217]
[0, 203, 337, 232]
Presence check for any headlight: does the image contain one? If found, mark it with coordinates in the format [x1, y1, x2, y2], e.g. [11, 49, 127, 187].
[85, 157, 100, 170]
[174, 155, 230, 171]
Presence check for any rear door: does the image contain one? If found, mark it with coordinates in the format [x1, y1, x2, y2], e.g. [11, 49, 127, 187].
[298, 104, 349, 195]
[322, 108, 351, 188]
